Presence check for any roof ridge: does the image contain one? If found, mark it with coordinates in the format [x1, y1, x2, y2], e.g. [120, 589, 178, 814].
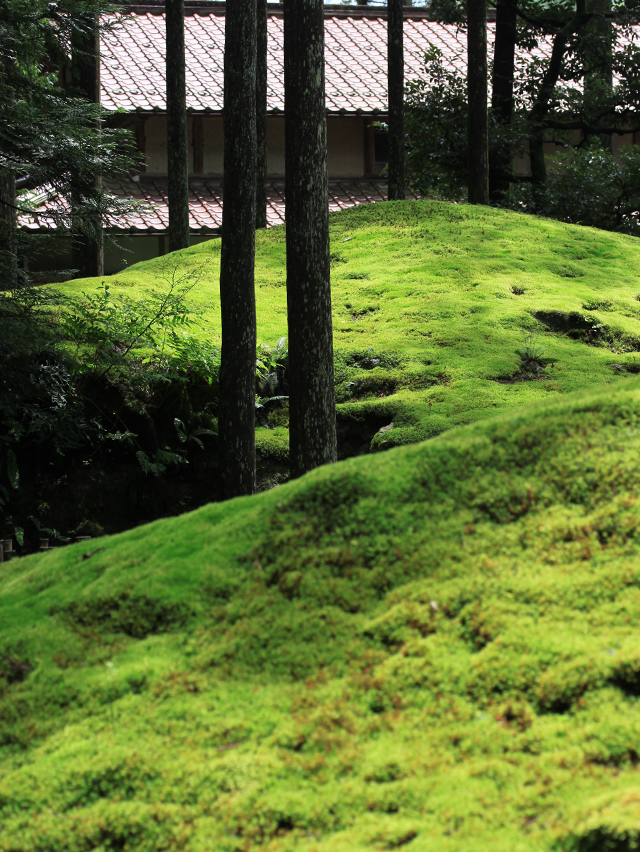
[119, 3, 449, 21]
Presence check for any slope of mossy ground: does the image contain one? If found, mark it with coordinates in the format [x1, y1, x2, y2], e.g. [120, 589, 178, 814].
[4, 380, 640, 850]
[65, 200, 640, 456]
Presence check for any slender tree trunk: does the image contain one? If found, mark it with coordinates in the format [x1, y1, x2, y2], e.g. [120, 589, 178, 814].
[166, 0, 190, 252]
[0, 170, 17, 289]
[387, 0, 405, 200]
[584, 0, 613, 153]
[467, 0, 489, 204]
[256, 0, 268, 229]
[489, 0, 517, 204]
[528, 1, 589, 204]
[71, 14, 104, 278]
[283, 0, 337, 478]
[218, 0, 258, 499]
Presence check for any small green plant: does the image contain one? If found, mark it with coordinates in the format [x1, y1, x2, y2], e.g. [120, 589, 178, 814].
[256, 338, 289, 419]
[515, 332, 546, 376]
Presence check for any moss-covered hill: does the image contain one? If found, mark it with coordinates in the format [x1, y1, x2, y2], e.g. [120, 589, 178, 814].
[66, 200, 640, 458]
[4, 380, 640, 851]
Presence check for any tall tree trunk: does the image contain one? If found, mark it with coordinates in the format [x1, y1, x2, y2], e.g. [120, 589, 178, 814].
[166, 0, 190, 252]
[71, 14, 104, 278]
[387, 0, 405, 200]
[218, 0, 258, 499]
[0, 170, 17, 290]
[489, 0, 517, 204]
[256, 0, 268, 229]
[467, 0, 489, 204]
[283, 0, 337, 478]
[584, 0, 613, 153]
[528, 1, 589, 205]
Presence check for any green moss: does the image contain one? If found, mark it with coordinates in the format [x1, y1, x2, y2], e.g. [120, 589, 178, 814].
[2, 380, 640, 848]
[9, 201, 640, 849]
[62, 201, 640, 453]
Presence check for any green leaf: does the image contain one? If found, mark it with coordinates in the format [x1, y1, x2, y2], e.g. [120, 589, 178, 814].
[6, 450, 19, 490]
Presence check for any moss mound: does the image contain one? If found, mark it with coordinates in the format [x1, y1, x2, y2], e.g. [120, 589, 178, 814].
[63, 200, 640, 458]
[3, 379, 640, 849]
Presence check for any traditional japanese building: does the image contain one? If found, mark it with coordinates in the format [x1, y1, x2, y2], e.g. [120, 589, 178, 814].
[23, 2, 639, 274]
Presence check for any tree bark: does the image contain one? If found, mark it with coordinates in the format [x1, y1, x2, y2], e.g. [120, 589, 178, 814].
[467, 0, 489, 204]
[584, 0, 613, 152]
[387, 0, 405, 200]
[256, 0, 268, 229]
[489, 0, 517, 203]
[527, 2, 589, 202]
[71, 14, 104, 278]
[166, 0, 190, 252]
[283, 0, 337, 479]
[218, 0, 258, 499]
[0, 170, 17, 289]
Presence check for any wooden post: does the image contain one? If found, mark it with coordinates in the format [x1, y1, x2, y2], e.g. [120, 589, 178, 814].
[283, 0, 337, 478]
[192, 115, 204, 174]
[166, 0, 190, 252]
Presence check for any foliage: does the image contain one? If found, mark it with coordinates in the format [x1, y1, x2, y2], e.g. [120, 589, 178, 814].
[403, 48, 470, 199]
[256, 336, 289, 419]
[515, 331, 546, 375]
[0, 266, 221, 548]
[509, 142, 640, 236]
[0, 0, 139, 281]
[0, 255, 296, 545]
[402, 5, 640, 227]
[3, 380, 640, 849]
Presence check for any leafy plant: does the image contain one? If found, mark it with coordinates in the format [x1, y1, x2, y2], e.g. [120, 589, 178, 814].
[256, 337, 289, 415]
[515, 332, 546, 376]
[0, 263, 224, 550]
[509, 142, 640, 235]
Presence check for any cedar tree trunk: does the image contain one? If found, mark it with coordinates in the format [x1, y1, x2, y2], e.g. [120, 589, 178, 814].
[489, 0, 517, 203]
[256, 0, 268, 228]
[584, 0, 613, 153]
[467, 0, 489, 204]
[528, 1, 588, 203]
[528, 1, 589, 206]
[166, 0, 190, 252]
[387, 0, 405, 200]
[283, 0, 337, 478]
[0, 170, 17, 289]
[71, 15, 104, 278]
[218, 0, 258, 499]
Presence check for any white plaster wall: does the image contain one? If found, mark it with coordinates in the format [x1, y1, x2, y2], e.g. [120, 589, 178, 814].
[327, 117, 365, 178]
[144, 115, 194, 175]
[202, 116, 224, 175]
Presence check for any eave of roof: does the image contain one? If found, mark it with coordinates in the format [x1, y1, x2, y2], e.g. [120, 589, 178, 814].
[19, 179, 421, 234]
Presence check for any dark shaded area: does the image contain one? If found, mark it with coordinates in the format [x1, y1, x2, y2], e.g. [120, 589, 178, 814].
[51, 593, 192, 639]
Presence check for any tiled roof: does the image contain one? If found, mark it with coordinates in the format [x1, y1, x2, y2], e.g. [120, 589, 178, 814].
[101, 12, 469, 113]
[20, 179, 420, 234]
